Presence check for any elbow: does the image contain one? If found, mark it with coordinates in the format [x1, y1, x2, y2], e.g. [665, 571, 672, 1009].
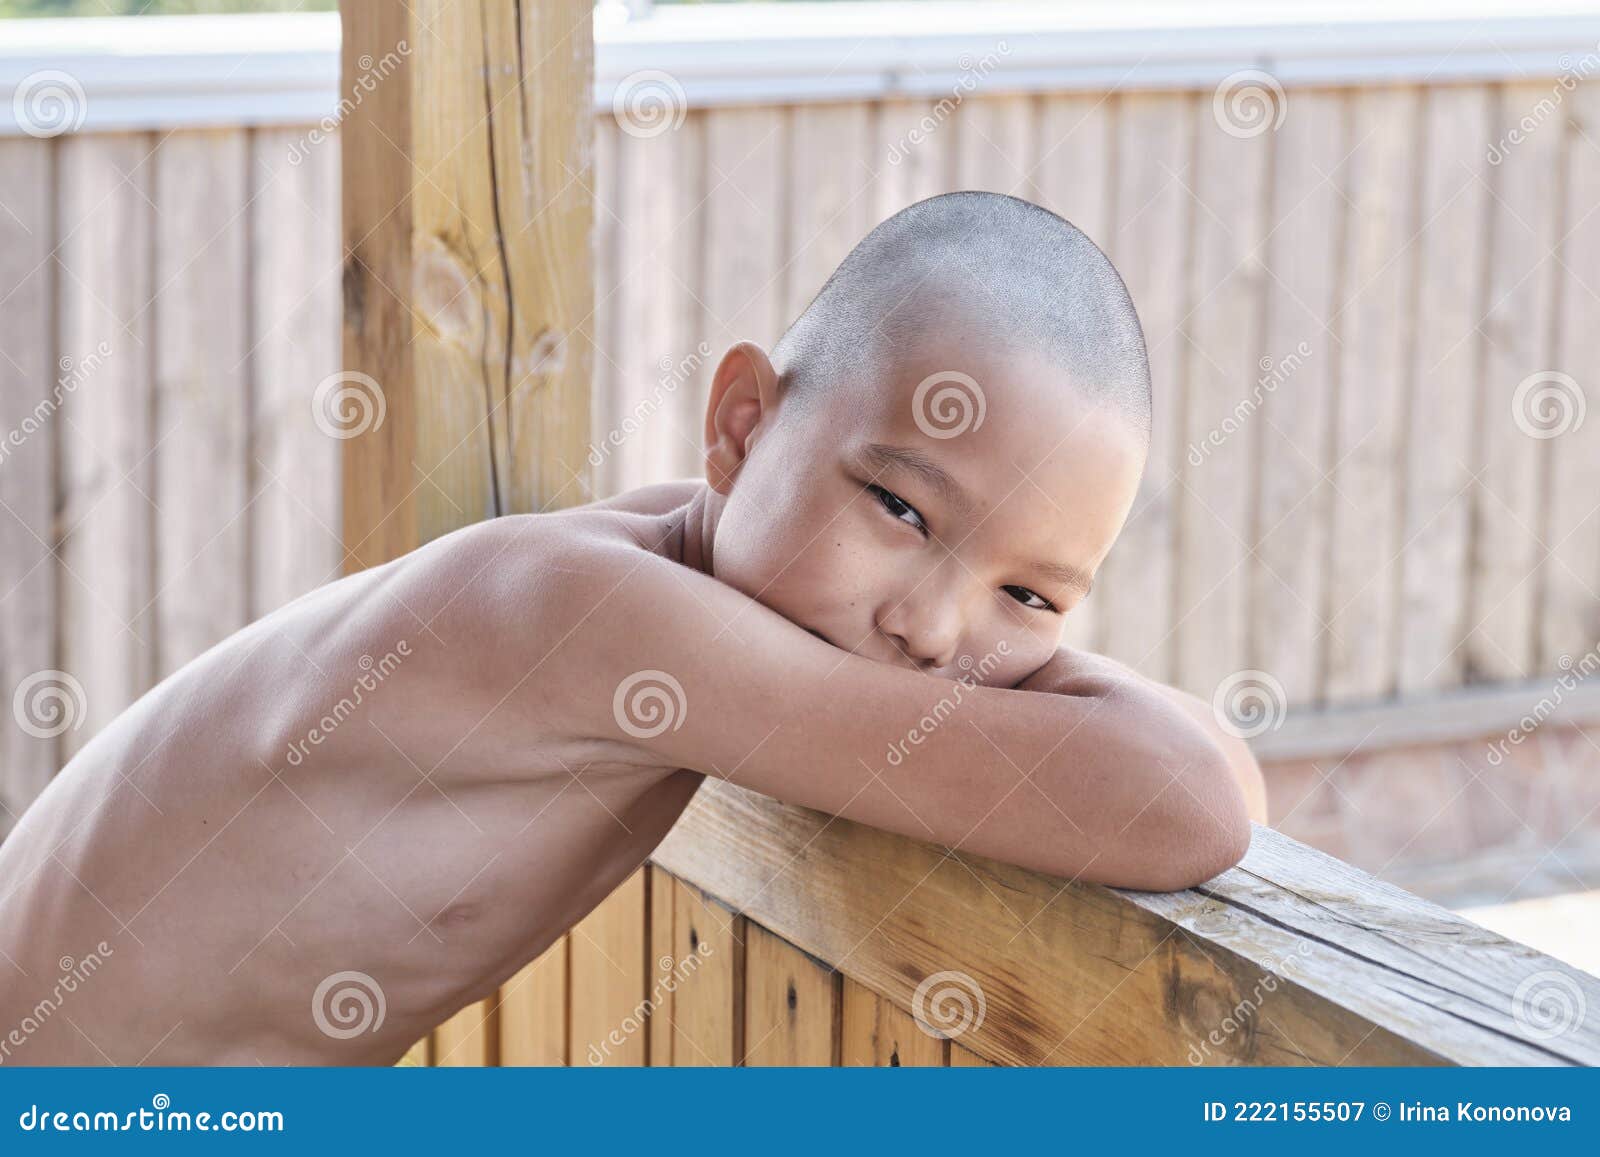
[1134, 744, 1255, 893]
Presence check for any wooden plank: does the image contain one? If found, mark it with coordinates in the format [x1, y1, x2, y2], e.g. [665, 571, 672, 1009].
[498, 939, 567, 1066]
[953, 93, 1035, 199]
[432, 998, 495, 1067]
[1174, 86, 1272, 697]
[568, 867, 648, 1067]
[1095, 93, 1192, 683]
[1540, 81, 1600, 670]
[1397, 87, 1493, 694]
[1466, 84, 1563, 683]
[1034, 92, 1115, 654]
[783, 102, 874, 327]
[1249, 675, 1600, 762]
[642, 872, 743, 1066]
[399, 1035, 431, 1066]
[949, 1041, 996, 1066]
[841, 976, 945, 1066]
[656, 778, 1600, 1065]
[0, 137, 56, 836]
[56, 132, 156, 758]
[599, 110, 704, 493]
[875, 98, 955, 218]
[743, 921, 837, 1066]
[1324, 86, 1421, 702]
[1250, 90, 1344, 707]
[153, 129, 250, 676]
[340, 0, 594, 568]
[700, 105, 785, 367]
[248, 126, 342, 617]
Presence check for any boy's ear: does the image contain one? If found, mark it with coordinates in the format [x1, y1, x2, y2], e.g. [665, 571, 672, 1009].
[704, 341, 780, 494]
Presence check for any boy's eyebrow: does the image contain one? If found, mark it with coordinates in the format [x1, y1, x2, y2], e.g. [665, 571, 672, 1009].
[1029, 559, 1094, 597]
[859, 442, 979, 520]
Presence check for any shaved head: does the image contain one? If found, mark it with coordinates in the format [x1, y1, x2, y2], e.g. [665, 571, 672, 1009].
[772, 191, 1151, 437]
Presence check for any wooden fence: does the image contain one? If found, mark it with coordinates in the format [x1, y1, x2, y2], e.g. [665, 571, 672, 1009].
[3, 13, 1600, 1064]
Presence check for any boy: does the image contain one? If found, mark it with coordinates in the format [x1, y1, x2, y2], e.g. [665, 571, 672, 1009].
[0, 192, 1265, 1065]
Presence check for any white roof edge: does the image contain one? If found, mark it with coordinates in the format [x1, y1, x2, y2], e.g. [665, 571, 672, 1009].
[3, 2, 1600, 136]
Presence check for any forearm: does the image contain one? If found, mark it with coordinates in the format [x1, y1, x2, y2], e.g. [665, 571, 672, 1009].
[1013, 646, 1262, 871]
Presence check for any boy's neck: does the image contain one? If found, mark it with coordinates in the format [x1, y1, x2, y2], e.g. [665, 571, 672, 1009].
[672, 483, 717, 578]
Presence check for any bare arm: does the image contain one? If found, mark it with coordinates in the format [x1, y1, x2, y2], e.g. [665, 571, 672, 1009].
[1013, 647, 1269, 826]
[528, 537, 1251, 892]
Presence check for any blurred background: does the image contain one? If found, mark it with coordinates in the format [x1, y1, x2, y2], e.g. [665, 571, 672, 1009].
[1, 0, 1599, 971]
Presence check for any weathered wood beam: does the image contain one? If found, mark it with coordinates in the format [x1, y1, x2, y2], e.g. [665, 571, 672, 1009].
[652, 779, 1600, 1066]
[339, 0, 595, 1062]
[340, 0, 594, 573]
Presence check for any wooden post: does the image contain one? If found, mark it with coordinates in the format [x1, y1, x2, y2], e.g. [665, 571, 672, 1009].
[339, 0, 595, 1064]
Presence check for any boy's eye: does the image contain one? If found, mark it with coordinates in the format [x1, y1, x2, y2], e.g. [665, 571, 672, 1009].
[1003, 585, 1057, 612]
[868, 484, 927, 533]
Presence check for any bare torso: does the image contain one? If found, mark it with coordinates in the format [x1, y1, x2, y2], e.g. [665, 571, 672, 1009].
[0, 484, 705, 1065]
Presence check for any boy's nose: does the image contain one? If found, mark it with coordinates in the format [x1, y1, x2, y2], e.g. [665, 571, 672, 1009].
[878, 578, 965, 670]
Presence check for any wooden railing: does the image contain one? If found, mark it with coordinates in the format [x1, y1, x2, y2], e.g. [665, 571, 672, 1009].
[407, 780, 1600, 1067]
